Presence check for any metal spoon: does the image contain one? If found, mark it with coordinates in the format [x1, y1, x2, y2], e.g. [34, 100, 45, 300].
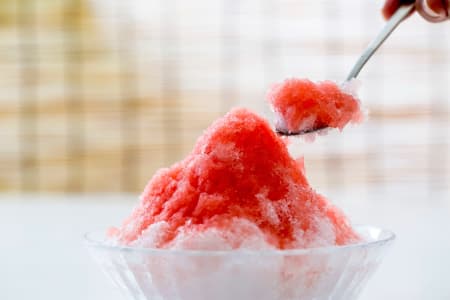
[276, 3, 416, 136]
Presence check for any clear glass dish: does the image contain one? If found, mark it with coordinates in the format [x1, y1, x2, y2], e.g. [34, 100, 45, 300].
[85, 225, 394, 300]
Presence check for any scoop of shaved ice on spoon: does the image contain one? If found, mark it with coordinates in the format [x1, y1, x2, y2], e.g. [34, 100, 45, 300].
[267, 78, 363, 135]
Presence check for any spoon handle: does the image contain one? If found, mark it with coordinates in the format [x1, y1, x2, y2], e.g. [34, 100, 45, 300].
[346, 4, 416, 81]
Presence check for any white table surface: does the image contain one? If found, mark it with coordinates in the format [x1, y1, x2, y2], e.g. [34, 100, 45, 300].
[1, 189, 449, 300]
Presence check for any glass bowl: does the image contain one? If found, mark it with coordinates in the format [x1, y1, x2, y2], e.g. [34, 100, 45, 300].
[85, 225, 394, 300]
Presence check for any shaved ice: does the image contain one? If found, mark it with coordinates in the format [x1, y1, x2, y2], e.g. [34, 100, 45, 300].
[110, 108, 359, 250]
[267, 78, 363, 134]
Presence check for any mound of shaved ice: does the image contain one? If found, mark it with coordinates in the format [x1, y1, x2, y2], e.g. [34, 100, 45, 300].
[267, 78, 363, 134]
[110, 108, 359, 250]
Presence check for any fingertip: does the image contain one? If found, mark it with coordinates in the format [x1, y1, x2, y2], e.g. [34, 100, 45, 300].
[425, 0, 447, 14]
[382, 0, 401, 19]
[416, 0, 449, 22]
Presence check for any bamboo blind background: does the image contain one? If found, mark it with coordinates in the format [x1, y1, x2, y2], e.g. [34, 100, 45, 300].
[0, 0, 449, 195]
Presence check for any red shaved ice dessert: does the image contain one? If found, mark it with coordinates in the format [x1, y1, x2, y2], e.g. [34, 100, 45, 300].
[267, 78, 363, 135]
[110, 108, 359, 250]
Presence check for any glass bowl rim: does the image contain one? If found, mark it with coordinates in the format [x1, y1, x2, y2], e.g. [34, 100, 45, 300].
[84, 225, 395, 257]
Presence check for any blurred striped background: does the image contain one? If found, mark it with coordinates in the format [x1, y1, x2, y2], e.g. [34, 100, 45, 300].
[0, 0, 448, 196]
